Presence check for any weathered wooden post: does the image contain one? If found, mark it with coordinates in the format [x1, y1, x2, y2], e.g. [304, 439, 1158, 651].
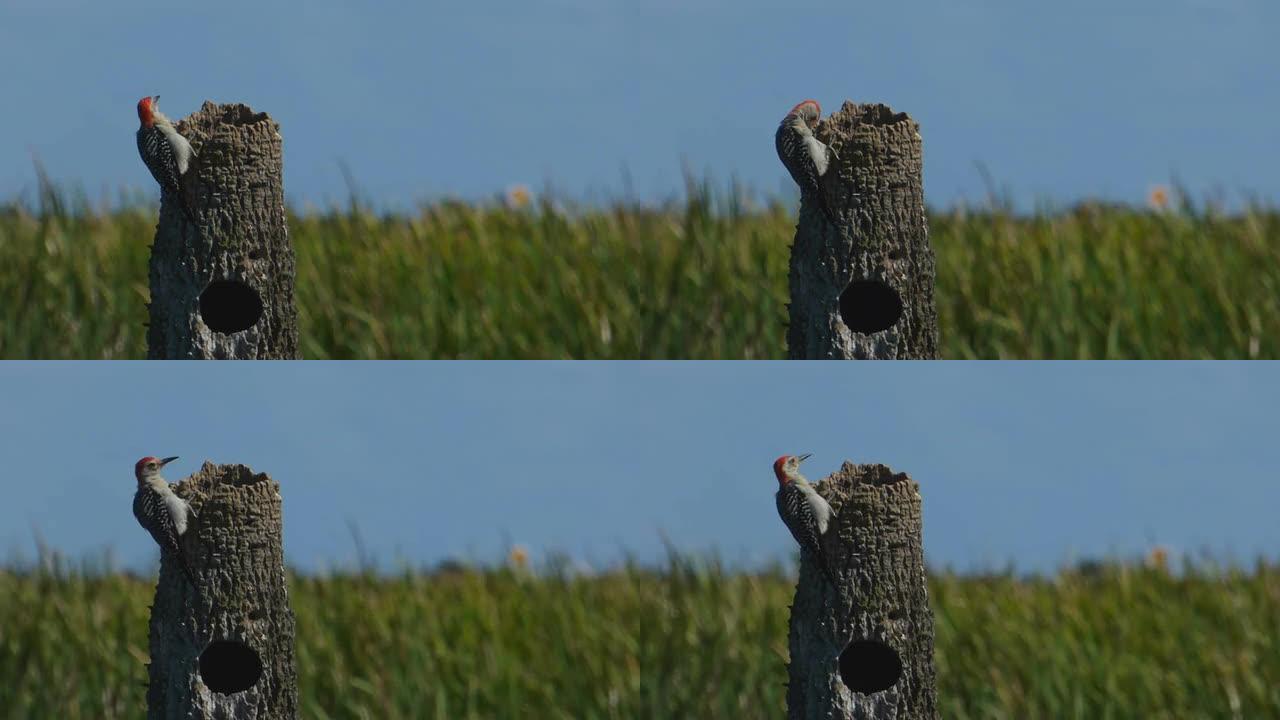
[145, 461, 298, 719]
[786, 102, 938, 359]
[786, 462, 937, 719]
[147, 101, 299, 359]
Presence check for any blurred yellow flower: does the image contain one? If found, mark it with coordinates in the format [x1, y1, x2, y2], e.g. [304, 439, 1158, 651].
[1146, 545, 1169, 572]
[508, 544, 529, 569]
[505, 184, 532, 209]
[1148, 185, 1169, 210]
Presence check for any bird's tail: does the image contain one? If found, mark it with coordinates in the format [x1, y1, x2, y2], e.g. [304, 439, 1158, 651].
[808, 551, 839, 588]
[163, 187, 198, 224]
[178, 194, 198, 224]
[176, 554, 201, 598]
[817, 192, 839, 226]
[819, 143, 841, 226]
[819, 560, 840, 588]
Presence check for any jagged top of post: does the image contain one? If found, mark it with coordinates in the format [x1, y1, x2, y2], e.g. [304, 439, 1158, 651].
[818, 462, 915, 503]
[175, 101, 279, 142]
[817, 101, 919, 151]
[821, 101, 912, 132]
[174, 461, 274, 496]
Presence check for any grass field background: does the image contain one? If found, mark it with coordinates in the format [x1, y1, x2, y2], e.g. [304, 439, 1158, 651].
[1, 178, 1276, 359]
[1, 552, 1276, 719]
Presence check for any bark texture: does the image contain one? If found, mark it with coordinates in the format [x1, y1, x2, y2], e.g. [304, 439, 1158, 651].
[786, 463, 937, 720]
[787, 102, 938, 359]
[145, 462, 298, 719]
[147, 101, 299, 359]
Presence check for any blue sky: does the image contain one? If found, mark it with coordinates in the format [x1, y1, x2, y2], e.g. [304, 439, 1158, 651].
[1, 361, 1277, 575]
[2, 1, 1276, 211]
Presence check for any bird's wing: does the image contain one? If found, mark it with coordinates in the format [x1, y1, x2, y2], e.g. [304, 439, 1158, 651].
[133, 490, 184, 557]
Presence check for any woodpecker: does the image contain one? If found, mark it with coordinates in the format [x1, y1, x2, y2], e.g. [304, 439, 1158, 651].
[774, 453, 838, 587]
[775, 99, 839, 225]
[136, 96, 197, 222]
[132, 455, 199, 591]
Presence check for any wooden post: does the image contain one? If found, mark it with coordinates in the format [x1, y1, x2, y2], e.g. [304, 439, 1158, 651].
[786, 463, 937, 720]
[145, 462, 298, 719]
[147, 102, 299, 359]
[787, 102, 938, 359]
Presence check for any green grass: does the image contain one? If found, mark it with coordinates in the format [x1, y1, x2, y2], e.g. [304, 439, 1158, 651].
[1, 179, 1277, 358]
[2, 555, 1277, 719]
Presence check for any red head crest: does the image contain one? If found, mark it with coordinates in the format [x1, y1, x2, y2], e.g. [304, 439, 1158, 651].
[784, 100, 822, 130]
[135, 456, 159, 479]
[773, 455, 791, 484]
[135, 455, 177, 480]
[136, 96, 156, 126]
[788, 99, 821, 116]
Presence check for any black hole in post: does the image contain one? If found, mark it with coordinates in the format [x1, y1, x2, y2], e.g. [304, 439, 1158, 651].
[198, 640, 263, 694]
[199, 280, 263, 334]
[839, 280, 902, 334]
[839, 639, 902, 694]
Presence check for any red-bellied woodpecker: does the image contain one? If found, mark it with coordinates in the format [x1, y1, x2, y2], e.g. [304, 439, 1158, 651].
[136, 96, 197, 222]
[133, 455, 199, 591]
[775, 99, 839, 225]
[774, 453, 837, 586]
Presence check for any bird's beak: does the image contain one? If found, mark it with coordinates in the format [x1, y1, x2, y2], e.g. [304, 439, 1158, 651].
[159, 456, 178, 466]
[797, 453, 812, 463]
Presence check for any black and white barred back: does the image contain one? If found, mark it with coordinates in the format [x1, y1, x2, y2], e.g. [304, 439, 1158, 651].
[132, 488, 199, 589]
[775, 119, 838, 226]
[137, 127, 196, 222]
[776, 483, 838, 586]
